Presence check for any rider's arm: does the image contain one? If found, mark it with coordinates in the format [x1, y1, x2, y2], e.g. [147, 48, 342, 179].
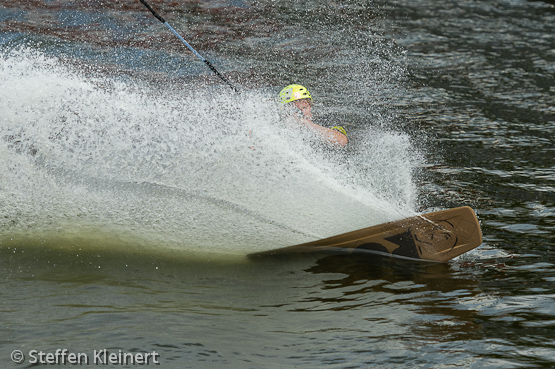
[299, 119, 348, 147]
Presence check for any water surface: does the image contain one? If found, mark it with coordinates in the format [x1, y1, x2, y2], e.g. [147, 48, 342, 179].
[1, 0, 554, 367]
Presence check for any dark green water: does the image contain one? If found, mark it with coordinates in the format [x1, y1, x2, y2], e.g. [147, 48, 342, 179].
[1, 0, 554, 368]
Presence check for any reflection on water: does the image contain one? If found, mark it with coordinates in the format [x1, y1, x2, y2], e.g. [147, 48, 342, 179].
[0, 245, 491, 367]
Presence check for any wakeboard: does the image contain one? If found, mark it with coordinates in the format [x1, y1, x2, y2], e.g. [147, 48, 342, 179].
[249, 206, 482, 262]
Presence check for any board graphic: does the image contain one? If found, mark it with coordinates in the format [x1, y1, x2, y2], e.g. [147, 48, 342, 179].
[250, 207, 483, 262]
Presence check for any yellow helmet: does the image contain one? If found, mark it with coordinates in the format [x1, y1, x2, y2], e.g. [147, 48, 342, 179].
[279, 84, 312, 104]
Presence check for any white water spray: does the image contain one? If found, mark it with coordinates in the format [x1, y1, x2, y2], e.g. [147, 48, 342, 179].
[0, 48, 420, 254]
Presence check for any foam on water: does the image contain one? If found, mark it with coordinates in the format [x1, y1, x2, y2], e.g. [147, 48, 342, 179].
[0, 47, 420, 254]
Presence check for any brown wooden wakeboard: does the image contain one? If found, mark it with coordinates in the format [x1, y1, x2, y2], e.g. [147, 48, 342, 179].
[249, 206, 482, 262]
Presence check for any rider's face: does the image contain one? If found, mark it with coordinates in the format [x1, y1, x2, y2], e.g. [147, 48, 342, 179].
[293, 99, 312, 119]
